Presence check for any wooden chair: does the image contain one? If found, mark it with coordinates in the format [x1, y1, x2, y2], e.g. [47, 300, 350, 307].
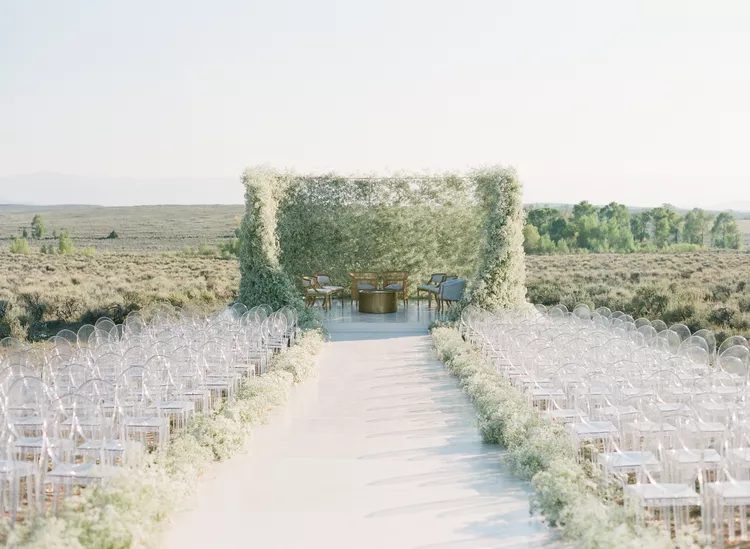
[382, 270, 409, 306]
[348, 272, 379, 302]
[416, 273, 447, 308]
[315, 274, 344, 307]
[301, 276, 334, 310]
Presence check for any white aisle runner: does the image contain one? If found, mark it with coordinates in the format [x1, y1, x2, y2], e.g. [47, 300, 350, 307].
[161, 331, 556, 549]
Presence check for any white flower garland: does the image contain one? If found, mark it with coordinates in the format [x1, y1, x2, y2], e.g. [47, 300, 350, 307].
[432, 326, 701, 549]
[3, 330, 324, 549]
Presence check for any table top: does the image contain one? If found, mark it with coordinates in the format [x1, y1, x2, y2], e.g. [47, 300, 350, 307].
[358, 289, 397, 294]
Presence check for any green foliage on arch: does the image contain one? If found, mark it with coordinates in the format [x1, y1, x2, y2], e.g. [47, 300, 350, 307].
[239, 166, 528, 311]
[468, 167, 528, 310]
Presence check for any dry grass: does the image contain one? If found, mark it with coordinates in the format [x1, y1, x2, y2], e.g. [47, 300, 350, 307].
[0, 204, 243, 252]
[527, 251, 750, 341]
[0, 251, 239, 339]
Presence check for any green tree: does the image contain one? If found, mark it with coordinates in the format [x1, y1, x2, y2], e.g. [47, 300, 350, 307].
[598, 202, 633, 252]
[31, 214, 46, 239]
[682, 208, 710, 246]
[575, 214, 606, 251]
[572, 201, 598, 222]
[523, 224, 541, 253]
[9, 237, 31, 255]
[664, 205, 683, 243]
[58, 231, 74, 254]
[650, 207, 674, 248]
[711, 213, 742, 249]
[630, 211, 651, 243]
[526, 207, 561, 235]
[549, 217, 573, 244]
[537, 234, 555, 254]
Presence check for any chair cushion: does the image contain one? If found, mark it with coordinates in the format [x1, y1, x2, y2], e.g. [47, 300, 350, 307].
[358, 283, 376, 290]
[323, 285, 344, 291]
[385, 283, 403, 290]
[417, 284, 439, 293]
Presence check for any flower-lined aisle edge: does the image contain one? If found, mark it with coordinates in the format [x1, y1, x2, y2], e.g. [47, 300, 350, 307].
[3, 330, 324, 549]
[431, 325, 702, 549]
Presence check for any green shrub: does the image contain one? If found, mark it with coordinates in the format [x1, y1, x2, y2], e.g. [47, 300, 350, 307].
[9, 237, 31, 255]
[708, 306, 736, 326]
[107, 229, 119, 239]
[58, 232, 74, 254]
[31, 213, 46, 239]
[219, 237, 241, 257]
[629, 283, 670, 318]
[80, 246, 97, 256]
[197, 242, 216, 256]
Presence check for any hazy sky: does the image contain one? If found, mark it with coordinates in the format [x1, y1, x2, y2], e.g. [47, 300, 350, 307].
[1, 0, 749, 207]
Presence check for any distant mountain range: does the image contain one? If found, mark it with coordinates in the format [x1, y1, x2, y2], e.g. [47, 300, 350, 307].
[1, 173, 749, 215]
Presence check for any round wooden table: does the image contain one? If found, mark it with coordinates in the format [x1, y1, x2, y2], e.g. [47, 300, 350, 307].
[358, 290, 398, 314]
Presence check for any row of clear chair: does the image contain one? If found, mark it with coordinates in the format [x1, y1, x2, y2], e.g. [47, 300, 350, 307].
[461, 303, 750, 548]
[0, 301, 299, 525]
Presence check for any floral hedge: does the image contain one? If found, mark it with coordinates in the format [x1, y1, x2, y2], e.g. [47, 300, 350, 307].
[469, 167, 527, 310]
[240, 166, 528, 303]
[431, 326, 701, 549]
[3, 330, 324, 549]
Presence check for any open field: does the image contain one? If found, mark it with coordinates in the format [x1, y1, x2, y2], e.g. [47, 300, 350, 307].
[0, 251, 239, 339]
[0, 204, 244, 252]
[527, 251, 750, 341]
[2, 248, 749, 343]
[2, 205, 750, 342]
[2, 204, 749, 253]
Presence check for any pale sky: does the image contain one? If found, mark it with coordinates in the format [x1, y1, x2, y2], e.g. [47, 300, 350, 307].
[1, 0, 749, 208]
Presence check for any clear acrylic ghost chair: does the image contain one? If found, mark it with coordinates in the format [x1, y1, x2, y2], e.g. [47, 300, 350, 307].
[94, 317, 116, 336]
[45, 393, 118, 514]
[597, 436, 661, 485]
[624, 465, 701, 539]
[116, 366, 169, 451]
[4, 377, 63, 470]
[0, 423, 37, 525]
[266, 311, 289, 353]
[567, 393, 621, 462]
[199, 339, 236, 406]
[3, 375, 51, 441]
[719, 335, 750, 356]
[704, 467, 750, 548]
[74, 378, 141, 465]
[171, 346, 210, 415]
[623, 396, 677, 453]
[146, 354, 194, 434]
[663, 414, 722, 487]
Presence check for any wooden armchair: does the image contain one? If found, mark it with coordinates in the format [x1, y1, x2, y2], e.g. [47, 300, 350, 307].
[348, 272, 379, 301]
[315, 273, 344, 307]
[382, 270, 409, 306]
[417, 273, 447, 308]
[301, 276, 334, 310]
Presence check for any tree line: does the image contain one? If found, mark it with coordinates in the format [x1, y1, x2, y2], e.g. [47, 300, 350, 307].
[524, 202, 743, 254]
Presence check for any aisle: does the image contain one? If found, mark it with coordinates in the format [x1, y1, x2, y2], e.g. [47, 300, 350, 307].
[161, 330, 555, 549]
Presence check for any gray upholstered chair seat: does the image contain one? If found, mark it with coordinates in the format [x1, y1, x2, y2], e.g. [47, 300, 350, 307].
[322, 285, 344, 291]
[358, 283, 377, 290]
[417, 284, 440, 294]
[384, 283, 403, 291]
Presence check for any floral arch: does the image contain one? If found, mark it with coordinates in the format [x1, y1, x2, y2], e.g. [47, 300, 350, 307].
[238, 166, 527, 312]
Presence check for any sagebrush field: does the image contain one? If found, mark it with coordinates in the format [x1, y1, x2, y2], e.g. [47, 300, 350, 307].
[2, 205, 749, 342]
[527, 252, 750, 341]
